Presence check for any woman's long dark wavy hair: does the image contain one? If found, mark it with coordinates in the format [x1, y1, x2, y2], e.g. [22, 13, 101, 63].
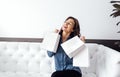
[59, 16, 81, 37]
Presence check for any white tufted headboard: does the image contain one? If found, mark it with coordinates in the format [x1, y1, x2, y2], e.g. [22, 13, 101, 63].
[0, 40, 55, 77]
[0, 37, 119, 77]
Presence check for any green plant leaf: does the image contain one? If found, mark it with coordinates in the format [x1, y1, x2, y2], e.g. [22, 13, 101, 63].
[110, 11, 120, 17]
[110, 1, 120, 3]
[116, 21, 120, 26]
[110, 1, 120, 28]
[113, 4, 120, 10]
[112, 9, 117, 11]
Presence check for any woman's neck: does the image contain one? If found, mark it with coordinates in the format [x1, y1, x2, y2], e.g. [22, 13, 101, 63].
[62, 31, 71, 42]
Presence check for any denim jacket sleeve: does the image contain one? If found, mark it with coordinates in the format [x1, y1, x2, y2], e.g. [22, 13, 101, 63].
[47, 51, 55, 57]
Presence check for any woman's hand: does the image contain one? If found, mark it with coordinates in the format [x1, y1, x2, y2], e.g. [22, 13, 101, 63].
[54, 29, 59, 33]
[80, 36, 85, 42]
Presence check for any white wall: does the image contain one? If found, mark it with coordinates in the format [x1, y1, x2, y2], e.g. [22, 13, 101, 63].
[0, 0, 120, 39]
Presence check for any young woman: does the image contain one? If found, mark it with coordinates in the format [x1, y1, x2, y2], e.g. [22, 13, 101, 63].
[47, 16, 85, 77]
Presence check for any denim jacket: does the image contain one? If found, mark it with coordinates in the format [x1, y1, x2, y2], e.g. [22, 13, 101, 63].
[47, 35, 81, 73]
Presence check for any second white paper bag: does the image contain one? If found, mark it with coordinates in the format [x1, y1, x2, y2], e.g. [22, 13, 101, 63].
[73, 45, 89, 67]
[61, 36, 84, 58]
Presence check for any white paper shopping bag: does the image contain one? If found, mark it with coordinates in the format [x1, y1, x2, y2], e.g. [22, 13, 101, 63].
[61, 36, 85, 58]
[61, 35, 89, 67]
[42, 33, 60, 53]
[73, 45, 89, 67]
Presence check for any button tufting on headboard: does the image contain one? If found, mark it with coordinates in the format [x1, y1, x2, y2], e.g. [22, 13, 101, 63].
[0, 41, 119, 77]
